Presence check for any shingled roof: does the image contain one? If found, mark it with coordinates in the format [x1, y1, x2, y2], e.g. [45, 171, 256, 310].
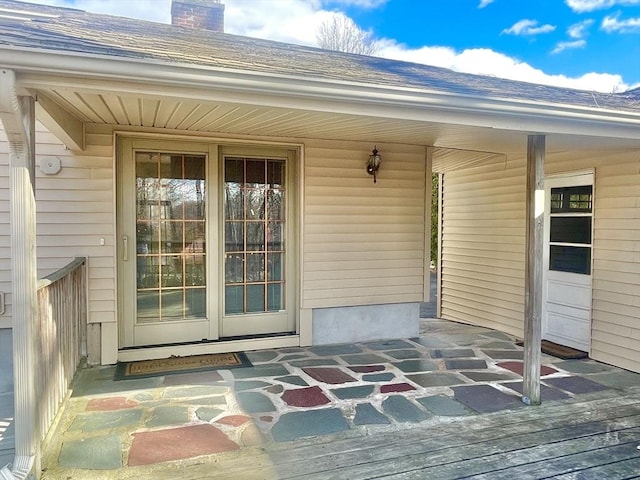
[0, 0, 639, 114]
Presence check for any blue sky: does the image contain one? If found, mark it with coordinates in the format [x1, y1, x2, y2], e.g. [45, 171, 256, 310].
[19, 0, 640, 92]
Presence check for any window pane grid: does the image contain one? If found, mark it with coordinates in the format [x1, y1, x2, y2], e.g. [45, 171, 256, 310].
[224, 156, 286, 315]
[136, 152, 207, 323]
[549, 184, 593, 275]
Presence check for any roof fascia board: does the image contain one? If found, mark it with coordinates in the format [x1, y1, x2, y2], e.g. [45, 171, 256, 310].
[2, 47, 639, 140]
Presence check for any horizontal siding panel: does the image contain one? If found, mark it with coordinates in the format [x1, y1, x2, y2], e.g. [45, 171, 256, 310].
[305, 258, 424, 272]
[444, 275, 524, 296]
[305, 250, 422, 262]
[304, 284, 424, 301]
[443, 253, 524, 270]
[592, 299, 640, 319]
[305, 224, 423, 234]
[442, 241, 523, 254]
[440, 157, 525, 337]
[305, 275, 424, 291]
[442, 234, 524, 245]
[445, 265, 525, 285]
[441, 306, 523, 339]
[590, 346, 640, 373]
[305, 232, 422, 245]
[303, 293, 423, 309]
[595, 218, 640, 231]
[304, 267, 424, 281]
[305, 186, 423, 198]
[592, 279, 639, 297]
[594, 239, 639, 253]
[596, 197, 639, 209]
[303, 141, 425, 309]
[33, 126, 115, 332]
[590, 153, 640, 372]
[442, 282, 523, 310]
[594, 259, 640, 274]
[37, 201, 113, 214]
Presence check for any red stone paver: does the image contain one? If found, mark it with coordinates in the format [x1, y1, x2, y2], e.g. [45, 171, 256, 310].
[497, 361, 558, 377]
[260, 415, 274, 422]
[216, 415, 252, 427]
[128, 424, 238, 466]
[282, 386, 331, 407]
[380, 383, 416, 393]
[303, 367, 357, 384]
[85, 397, 139, 411]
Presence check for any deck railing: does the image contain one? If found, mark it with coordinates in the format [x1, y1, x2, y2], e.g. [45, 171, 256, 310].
[35, 257, 87, 444]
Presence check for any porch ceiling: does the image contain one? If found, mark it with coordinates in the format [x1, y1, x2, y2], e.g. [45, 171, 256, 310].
[30, 87, 640, 156]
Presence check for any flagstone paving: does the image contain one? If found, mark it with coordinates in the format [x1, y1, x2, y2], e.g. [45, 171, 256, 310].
[39, 319, 640, 479]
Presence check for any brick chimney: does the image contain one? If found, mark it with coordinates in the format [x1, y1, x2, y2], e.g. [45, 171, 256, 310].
[171, 0, 224, 32]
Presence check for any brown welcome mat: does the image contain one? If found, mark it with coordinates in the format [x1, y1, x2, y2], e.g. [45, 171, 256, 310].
[515, 340, 588, 360]
[115, 352, 252, 380]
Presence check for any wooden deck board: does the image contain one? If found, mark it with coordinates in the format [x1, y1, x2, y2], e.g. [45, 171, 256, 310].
[146, 392, 640, 480]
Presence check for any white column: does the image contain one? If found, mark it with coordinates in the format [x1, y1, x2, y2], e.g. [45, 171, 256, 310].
[0, 69, 39, 478]
[523, 134, 545, 406]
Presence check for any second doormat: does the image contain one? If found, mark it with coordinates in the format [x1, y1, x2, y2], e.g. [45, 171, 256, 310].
[115, 352, 252, 380]
[516, 340, 588, 360]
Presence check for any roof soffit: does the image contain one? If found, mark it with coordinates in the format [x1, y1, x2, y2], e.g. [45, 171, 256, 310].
[4, 47, 639, 144]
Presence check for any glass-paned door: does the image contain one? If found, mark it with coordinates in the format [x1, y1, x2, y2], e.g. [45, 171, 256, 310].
[221, 155, 293, 337]
[135, 152, 207, 322]
[118, 139, 295, 347]
[118, 138, 217, 348]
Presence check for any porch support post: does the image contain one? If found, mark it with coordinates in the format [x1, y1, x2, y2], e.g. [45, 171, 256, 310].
[523, 134, 545, 406]
[0, 69, 39, 478]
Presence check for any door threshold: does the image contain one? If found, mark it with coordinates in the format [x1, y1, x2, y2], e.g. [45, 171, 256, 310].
[118, 334, 300, 363]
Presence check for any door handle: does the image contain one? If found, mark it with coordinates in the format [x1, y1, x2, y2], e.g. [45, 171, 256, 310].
[123, 235, 128, 261]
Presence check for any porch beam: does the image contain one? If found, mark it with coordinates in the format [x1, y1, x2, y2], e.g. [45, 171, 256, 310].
[34, 91, 85, 151]
[0, 69, 38, 478]
[523, 134, 545, 406]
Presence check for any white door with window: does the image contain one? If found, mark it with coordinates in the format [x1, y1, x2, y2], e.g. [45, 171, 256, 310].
[117, 138, 296, 348]
[542, 172, 594, 352]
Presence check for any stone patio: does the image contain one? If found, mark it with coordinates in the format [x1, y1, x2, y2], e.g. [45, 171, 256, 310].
[38, 319, 640, 479]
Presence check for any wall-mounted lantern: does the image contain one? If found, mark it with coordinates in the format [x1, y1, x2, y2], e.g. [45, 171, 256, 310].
[366, 146, 381, 183]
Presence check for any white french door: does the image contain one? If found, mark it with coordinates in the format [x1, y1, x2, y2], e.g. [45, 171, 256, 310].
[117, 138, 296, 348]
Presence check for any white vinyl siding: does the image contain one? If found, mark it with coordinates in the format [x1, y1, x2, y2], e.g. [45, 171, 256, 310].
[302, 141, 426, 309]
[589, 158, 640, 371]
[33, 123, 115, 327]
[440, 149, 640, 372]
[439, 159, 526, 338]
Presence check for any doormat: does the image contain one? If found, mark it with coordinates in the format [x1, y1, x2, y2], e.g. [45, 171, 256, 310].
[515, 340, 588, 360]
[114, 352, 252, 380]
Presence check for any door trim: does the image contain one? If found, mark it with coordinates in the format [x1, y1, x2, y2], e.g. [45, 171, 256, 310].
[115, 135, 302, 352]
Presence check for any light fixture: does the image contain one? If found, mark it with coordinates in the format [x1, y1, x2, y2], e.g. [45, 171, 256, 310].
[366, 146, 381, 183]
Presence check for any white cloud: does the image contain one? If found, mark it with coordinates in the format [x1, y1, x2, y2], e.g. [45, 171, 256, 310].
[602, 13, 640, 32]
[552, 19, 592, 53]
[565, 0, 640, 13]
[567, 19, 595, 38]
[502, 19, 556, 36]
[478, 0, 494, 8]
[320, 0, 387, 7]
[552, 39, 587, 53]
[377, 42, 630, 92]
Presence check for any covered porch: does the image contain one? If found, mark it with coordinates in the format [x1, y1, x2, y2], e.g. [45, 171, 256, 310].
[39, 318, 640, 479]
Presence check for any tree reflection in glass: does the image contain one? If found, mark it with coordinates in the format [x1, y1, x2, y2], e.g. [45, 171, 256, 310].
[224, 156, 286, 315]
